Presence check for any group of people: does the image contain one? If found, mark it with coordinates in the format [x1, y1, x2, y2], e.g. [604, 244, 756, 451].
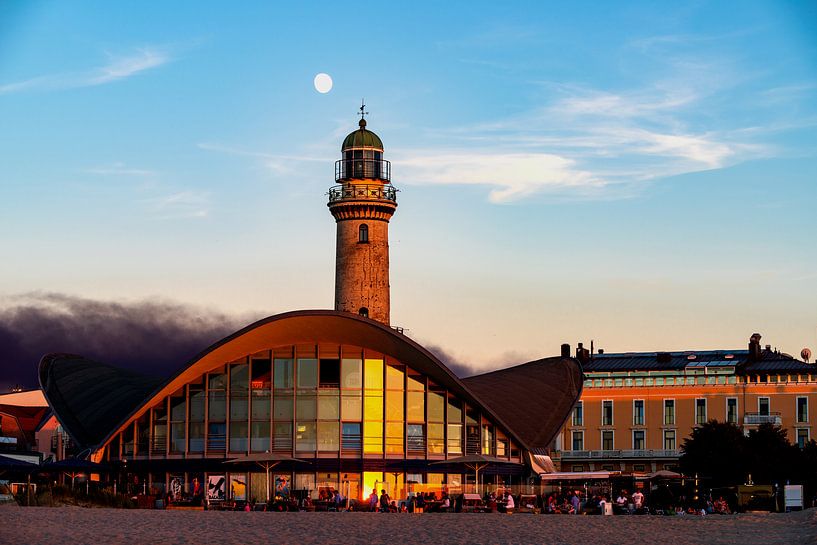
[366, 489, 452, 513]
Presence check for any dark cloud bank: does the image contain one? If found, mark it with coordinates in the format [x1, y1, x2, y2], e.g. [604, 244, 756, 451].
[0, 293, 524, 393]
[0, 293, 252, 392]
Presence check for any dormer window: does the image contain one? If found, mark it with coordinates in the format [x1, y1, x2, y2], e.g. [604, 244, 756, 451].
[359, 224, 369, 243]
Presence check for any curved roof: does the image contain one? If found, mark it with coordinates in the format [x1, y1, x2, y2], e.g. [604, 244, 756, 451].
[38, 353, 162, 448]
[463, 356, 583, 451]
[342, 119, 383, 151]
[39, 311, 584, 456]
[52, 310, 569, 453]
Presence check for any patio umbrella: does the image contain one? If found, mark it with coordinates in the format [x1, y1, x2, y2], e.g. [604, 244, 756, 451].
[646, 469, 683, 479]
[223, 452, 310, 503]
[429, 454, 523, 493]
[39, 458, 109, 489]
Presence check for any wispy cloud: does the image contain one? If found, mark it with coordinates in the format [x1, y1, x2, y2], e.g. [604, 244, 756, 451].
[0, 47, 170, 95]
[145, 190, 210, 219]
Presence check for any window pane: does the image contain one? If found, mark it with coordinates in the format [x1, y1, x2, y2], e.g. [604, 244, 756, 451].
[364, 395, 382, 421]
[273, 423, 292, 451]
[407, 424, 425, 453]
[250, 421, 270, 452]
[342, 423, 362, 452]
[428, 423, 444, 454]
[386, 364, 404, 389]
[251, 391, 271, 420]
[170, 395, 186, 421]
[364, 358, 383, 390]
[341, 395, 362, 421]
[189, 422, 204, 453]
[318, 394, 340, 420]
[363, 420, 383, 454]
[274, 358, 293, 389]
[296, 395, 316, 420]
[319, 359, 340, 388]
[295, 422, 316, 451]
[317, 422, 339, 451]
[407, 391, 424, 422]
[209, 391, 226, 421]
[340, 359, 362, 389]
[428, 390, 444, 422]
[230, 421, 248, 452]
[447, 424, 462, 454]
[385, 422, 404, 454]
[297, 359, 318, 389]
[190, 386, 205, 422]
[447, 398, 462, 424]
[274, 395, 293, 420]
[406, 372, 424, 391]
[386, 390, 403, 421]
[231, 364, 249, 391]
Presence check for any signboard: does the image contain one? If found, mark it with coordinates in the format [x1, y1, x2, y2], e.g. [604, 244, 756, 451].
[785, 484, 803, 511]
[230, 474, 246, 501]
[207, 475, 226, 501]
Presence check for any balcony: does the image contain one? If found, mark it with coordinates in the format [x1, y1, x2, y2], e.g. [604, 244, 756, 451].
[328, 184, 397, 204]
[743, 412, 782, 426]
[559, 449, 680, 460]
[335, 159, 391, 182]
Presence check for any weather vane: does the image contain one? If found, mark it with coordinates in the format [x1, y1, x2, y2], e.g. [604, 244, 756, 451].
[359, 99, 368, 120]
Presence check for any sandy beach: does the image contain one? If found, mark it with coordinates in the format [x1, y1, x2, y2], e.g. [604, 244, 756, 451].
[1, 506, 815, 545]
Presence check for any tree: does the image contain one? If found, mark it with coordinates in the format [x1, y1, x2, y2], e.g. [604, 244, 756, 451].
[679, 420, 747, 488]
[745, 423, 800, 485]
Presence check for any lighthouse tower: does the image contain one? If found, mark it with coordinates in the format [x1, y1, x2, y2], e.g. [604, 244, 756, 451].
[328, 107, 398, 325]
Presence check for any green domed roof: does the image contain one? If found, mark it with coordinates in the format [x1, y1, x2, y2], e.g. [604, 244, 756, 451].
[342, 119, 384, 151]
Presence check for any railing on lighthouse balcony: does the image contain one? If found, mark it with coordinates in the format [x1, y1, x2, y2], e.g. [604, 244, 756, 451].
[335, 158, 391, 182]
[328, 182, 398, 204]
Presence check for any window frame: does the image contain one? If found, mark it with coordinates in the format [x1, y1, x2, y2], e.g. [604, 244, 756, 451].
[633, 399, 645, 426]
[601, 400, 614, 426]
[695, 398, 707, 425]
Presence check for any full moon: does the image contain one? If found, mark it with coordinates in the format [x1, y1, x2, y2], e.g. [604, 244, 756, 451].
[314, 73, 333, 94]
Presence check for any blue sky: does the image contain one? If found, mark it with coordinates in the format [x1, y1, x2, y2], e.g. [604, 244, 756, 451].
[1, 1, 816, 370]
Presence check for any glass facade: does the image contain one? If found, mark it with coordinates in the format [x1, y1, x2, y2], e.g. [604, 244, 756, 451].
[104, 343, 519, 469]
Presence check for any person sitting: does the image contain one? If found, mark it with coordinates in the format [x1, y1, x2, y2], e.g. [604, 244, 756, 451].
[504, 492, 515, 514]
[379, 489, 391, 513]
[440, 493, 451, 512]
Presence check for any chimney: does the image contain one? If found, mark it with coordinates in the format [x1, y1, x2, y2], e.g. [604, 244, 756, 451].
[748, 333, 762, 362]
[561, 343, 571, 358]
[598, 349, 604, 355]
[576, 342, 590, 365]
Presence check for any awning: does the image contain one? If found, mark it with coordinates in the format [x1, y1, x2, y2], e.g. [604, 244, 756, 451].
[528, 453, 555, 475]
[539, 471, 622, 481]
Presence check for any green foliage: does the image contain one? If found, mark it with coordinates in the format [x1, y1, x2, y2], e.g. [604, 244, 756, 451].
[679, 420, 747, 487]
[680, 421, 815, 494]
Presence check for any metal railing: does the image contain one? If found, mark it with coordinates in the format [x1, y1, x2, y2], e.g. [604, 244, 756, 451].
[328, 184, 397, 203]
[559, 449, 680, 459]
[335, 159, 391, 182]
[743, 412, 782, 425]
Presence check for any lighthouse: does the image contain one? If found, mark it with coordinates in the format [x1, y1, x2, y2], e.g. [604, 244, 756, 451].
[327, 106, 397, 325]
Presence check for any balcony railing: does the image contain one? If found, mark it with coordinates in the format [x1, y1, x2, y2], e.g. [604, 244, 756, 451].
[743, 412, 782, 425]
[559, 449, 680, 459]
[335, 159, 391, 182]
[328, 184, 397, 204]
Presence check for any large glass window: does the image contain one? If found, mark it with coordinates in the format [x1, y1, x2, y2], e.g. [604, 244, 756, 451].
[633, 400, 644, 426]
[633, 430, 645, 450]
[342, 423, 362, 453]
[797, 428, 810, 448]
[481, 424, 493, 455]
[274, 358, 294, 389]
[341, 359, 362, 389]
[230, 364, 249, 452]
[727, 398, 738, 424]
[295, 422, 316, 451]
[602, 400, 613, 426]
[385, 364, 404, 455]
[319, 359, 340, 388]
[695, 398, 707, 425]
[341, 395, 362, 421]
[664, 399, 675, 425]
[317, 421, 339, 451]
[363, 358, 383, 454]
[169, 393, 186, 453]
[297, 359, 318, 389]
[797, 397, 808, 423]
[447, 398, 463, 455]
[602, 430, 614, 451]
[318, 394, 340, 420]
[189, 381, 205, 453]
[572, 431, 584, 451]
[152, 404, 167, 456]
[758, 397, 770, 416]
[296, 395, 317, 420]
[273, 422, 292, 451]
[407, 424, 425, 455]
[572, 401, 583, 426]
[663, 430, 676, 450]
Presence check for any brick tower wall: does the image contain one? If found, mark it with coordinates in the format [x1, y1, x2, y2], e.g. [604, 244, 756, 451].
[334, 217, 391, 324]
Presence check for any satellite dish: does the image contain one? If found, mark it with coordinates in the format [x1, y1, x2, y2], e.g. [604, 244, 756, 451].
[802, 348, 812, 363]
